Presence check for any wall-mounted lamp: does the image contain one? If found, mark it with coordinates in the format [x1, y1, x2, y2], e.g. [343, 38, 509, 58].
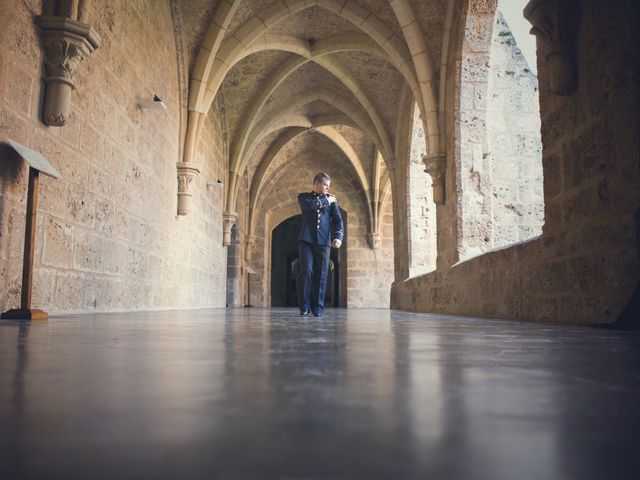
[137, 95, 166, 110]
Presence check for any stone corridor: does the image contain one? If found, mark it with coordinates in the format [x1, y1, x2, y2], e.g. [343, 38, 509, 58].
[1, 0, 639, 477]
[1, 308, 639, 479]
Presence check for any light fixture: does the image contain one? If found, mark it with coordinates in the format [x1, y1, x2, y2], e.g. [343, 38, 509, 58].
[137, 95, 166, 110]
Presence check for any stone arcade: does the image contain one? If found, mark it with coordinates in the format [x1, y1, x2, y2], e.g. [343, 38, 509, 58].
[1, 0, 639, 478]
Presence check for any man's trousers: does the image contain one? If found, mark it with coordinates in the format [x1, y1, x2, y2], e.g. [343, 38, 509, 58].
[296, 240, 330, 314]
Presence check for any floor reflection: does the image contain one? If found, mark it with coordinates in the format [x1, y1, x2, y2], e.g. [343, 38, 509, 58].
[0, 308, 639, 479]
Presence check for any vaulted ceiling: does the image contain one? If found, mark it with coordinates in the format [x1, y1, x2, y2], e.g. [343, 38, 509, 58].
[174, 0, 451, 221]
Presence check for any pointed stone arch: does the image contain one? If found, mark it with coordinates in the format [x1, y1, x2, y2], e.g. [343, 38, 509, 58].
[183, 0, 439, 163]
[223, 52, 393, 183]
[253, 126, 372, 215]
[201, 31, 421, 117]
[183, 0, 240, 173]
[389, 0, 440, 156]
[181, 0, 442, 223]
[189, 0, 240, 111]
[227, 87, 390, 214]
[246, 122, 374, 243]
[377, 172, 393, 247]
[236, 87, 387, 173]
[196, 0, 421, 115]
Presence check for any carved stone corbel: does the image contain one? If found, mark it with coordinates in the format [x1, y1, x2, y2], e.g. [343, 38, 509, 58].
[367, 232, 381, 250]
[524, 0, 580, 96]
[176, 162, 200, 215]
[223, 211, 239, 247]
[38, 16, 100, 126]
[422, 153, 446, 205]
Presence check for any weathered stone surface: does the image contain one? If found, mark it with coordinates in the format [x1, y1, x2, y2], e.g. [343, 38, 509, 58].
[42, 216, 74, 269]
[456, 9, 544, 260]
[469, 0, 499, 15]
[407, 104, 437, 277]
[247, 135, 394, 309]
[0, 0, 227, 313]
[4, 64, 33, 116]
[392, 0, 640, 325]
[0, 0, 637, 325]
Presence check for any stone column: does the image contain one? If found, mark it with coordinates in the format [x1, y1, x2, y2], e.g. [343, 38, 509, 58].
[524, 0, 580, 96]
[38, 16, 100, 126]
[245, 234, 257, 261]
[423, 153, 446, 205]
[176, 162, 200, 215]
[223, 211, 239, 246]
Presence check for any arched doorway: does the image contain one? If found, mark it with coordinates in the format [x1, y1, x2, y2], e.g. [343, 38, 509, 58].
[270, 210, 347, 308]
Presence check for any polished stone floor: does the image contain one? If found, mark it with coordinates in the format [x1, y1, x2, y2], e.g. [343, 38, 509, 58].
[1, 308, 640, 479]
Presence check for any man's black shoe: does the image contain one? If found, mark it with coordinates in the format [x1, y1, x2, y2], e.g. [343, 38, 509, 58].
[300, 310, 311, 316]
[313, 311, 323, 317]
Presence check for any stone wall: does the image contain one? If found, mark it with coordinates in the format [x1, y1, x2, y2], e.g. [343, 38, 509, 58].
[0, 0, 228, 313]
[392, 0, 640, 324]
[227, 171, 248, 307]
[389, 87, 413, 281]
[456, 4, 543, 261]
[248, 149, 394, 309]
[484, 10, 543, 251]
[407, 103, 437, 277]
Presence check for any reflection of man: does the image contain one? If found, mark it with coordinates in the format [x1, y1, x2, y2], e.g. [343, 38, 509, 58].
[297, 172, 344, 317]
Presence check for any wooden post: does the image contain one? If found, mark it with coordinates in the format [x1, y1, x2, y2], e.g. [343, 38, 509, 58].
[244, 271, 253, 308]
[244, 266, 255, 308]
[1, 168, 48, 320]
[21, 168, 38, 310]
[2, 139, 60, 320]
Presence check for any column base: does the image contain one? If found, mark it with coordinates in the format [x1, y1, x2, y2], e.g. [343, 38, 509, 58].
[1, 309, 48, 320]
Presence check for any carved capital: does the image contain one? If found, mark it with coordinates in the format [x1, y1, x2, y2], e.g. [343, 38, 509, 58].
[223, 211, 239, 247]
[423, 153, 445, 181]
[176, 162, 200, 215]
[524, 0, 580, 95]
[422, 153, 446, 205]
[367, 232, 381, 250]
[38, 16, 100, 126]
[42, 34, 90, 86]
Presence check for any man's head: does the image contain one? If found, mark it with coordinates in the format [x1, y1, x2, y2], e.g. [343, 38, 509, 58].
[312, 172, 331, 195]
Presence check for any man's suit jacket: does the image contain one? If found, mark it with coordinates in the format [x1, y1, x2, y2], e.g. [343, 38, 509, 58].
[297, 192, 344, 247]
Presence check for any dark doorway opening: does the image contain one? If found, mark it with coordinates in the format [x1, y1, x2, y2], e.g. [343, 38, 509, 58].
[271, 211, 347, 308]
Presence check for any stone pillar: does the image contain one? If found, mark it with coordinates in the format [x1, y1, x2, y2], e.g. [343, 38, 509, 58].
[176, 162, 200, 215]
[223, 211, 239, 247]
[524, 0, 580, 96]
[423, 153, 446, 205]
[38, 16, 100, 126]
[245, 234, 257, 261]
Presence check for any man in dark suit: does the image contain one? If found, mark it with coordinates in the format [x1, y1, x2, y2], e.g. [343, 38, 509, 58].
[297, 172, 344, 317]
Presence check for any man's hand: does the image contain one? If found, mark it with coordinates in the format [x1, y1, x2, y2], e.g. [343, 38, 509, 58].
[331, 239, 342, 249]
[326, 194, 336, 204]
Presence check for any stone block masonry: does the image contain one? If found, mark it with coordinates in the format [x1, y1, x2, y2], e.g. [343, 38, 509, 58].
[248, 149, 394, 309]
[392, 0, 640, 325]
[0, 0, 227, 313]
